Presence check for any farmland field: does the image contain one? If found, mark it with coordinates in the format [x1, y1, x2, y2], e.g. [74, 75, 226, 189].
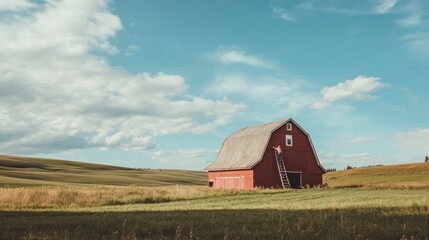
[324, 162, 429, 189]
[0, 155, 207, 187]
[0, 188, 428, 239]
[0, 156, 428, 239]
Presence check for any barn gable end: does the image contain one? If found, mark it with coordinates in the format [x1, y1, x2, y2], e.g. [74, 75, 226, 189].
[205, 118, 325, 189]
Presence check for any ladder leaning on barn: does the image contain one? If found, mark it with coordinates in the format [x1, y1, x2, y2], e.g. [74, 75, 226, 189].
[274, 151, 291, 189]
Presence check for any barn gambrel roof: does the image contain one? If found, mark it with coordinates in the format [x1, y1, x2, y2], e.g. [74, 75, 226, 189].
[205, 118, 325, 172]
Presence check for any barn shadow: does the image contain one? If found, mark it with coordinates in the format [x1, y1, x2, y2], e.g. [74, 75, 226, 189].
[1, 207, 427, 239]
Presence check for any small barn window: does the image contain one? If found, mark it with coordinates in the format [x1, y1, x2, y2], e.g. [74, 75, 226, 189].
[286, 123, 292, 131]
[286, 135, 293, 146]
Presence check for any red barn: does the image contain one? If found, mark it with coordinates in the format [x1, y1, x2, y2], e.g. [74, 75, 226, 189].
[205, 118, 326, 189]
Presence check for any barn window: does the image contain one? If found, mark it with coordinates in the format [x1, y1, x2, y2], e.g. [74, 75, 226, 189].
[286, 123, 292, 131]
[286, 135, 293, 146]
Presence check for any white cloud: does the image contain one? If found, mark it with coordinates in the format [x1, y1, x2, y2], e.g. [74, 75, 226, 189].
[127, 45, 139, 50]
[1, 0, 122, 55]
[125, 45, 139, 56]
[374, 0, 397, 14]
[396, 0, 424, 27]
[0, 0, 245, 154]
[397, 15, 421, 27]
[273, 7, 295, 22]
[396, 1, 429, 54]
[215, 49, 274, 68]
[312, 75, 388, 109]
[347, 136, 377, 143]
[396, 129, 429, 151]
[319, 151, 386, 168]
[0, 0, 36, 11]
[297, 0, 397, 15]
[296, 2, 315, 11]
[152, 149, 214, 168]
[401, 32, 429, 54]
[209, 73, 314, 115]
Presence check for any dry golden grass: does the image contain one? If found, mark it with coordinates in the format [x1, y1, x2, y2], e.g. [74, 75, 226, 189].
[0, 185, 239, 209]
[324, 162, 429, 189]
[364, 181, 429, 190]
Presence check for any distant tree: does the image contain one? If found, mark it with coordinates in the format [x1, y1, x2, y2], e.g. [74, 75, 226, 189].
[425, 156, 429, 162]
[346, 165, 354, 170]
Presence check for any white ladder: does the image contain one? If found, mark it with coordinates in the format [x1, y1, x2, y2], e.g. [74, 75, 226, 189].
[275, 151, 291, 189]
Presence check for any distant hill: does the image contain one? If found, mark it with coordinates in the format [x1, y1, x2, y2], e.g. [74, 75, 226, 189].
[0, 155, 207, 187]
[324, 162, 429, 188]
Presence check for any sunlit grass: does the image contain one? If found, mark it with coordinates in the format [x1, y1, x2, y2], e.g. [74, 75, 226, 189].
[324, 162, 429, 189]
[1, 156, 429, 239]
[0, 186, 428, 239]
[0, 185, 242, 209]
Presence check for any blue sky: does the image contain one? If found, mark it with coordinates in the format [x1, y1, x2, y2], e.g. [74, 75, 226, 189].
[0, 0, 428, 170]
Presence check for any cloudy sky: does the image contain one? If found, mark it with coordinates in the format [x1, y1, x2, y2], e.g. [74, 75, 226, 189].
[0, 0, 428, 170]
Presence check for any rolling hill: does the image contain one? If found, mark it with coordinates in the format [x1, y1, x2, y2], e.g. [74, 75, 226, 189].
[0, 155, 207, 186]
[323, 162, 429, 188]
[2, 155, 427, 189]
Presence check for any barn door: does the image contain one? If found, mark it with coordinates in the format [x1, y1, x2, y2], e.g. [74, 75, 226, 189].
[286, 172, 301, 188]
[215, 176, 245, 189]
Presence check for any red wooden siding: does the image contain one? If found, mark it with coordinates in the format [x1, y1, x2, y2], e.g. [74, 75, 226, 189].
[253, 121, 324, 188]
[207, 119, 325, 189]
[208, 170, 254, 189]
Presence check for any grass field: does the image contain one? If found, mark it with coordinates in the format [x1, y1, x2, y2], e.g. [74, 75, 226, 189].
[324, 162, 429, 189]
[0, 155, 207, 186]
[0, 156, 428, 239]
[0, 188, 428, 239]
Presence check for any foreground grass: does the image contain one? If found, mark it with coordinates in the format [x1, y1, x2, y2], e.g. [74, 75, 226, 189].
[1, 188, 428, 239]
[1, 207, 428, 240]
[94, 188, 429, 212]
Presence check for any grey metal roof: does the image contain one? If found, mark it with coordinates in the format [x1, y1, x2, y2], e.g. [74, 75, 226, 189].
[205, 119, 289, 171]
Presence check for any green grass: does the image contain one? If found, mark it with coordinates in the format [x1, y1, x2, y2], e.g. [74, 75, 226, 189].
[1, 156, 429, 239]
[0, 189, 428, 239]
[324, 162, 429, 189]
[92, 188, 429, 212]
[0, 155, 207, 186]
[1, 207, 428, 240]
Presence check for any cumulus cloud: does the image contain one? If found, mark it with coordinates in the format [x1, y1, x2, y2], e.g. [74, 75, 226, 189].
[0, 0, 244, 154]
[0, 0, 36, 11]
[214, 49, 274, 68]
[312, 75, 388, 109]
